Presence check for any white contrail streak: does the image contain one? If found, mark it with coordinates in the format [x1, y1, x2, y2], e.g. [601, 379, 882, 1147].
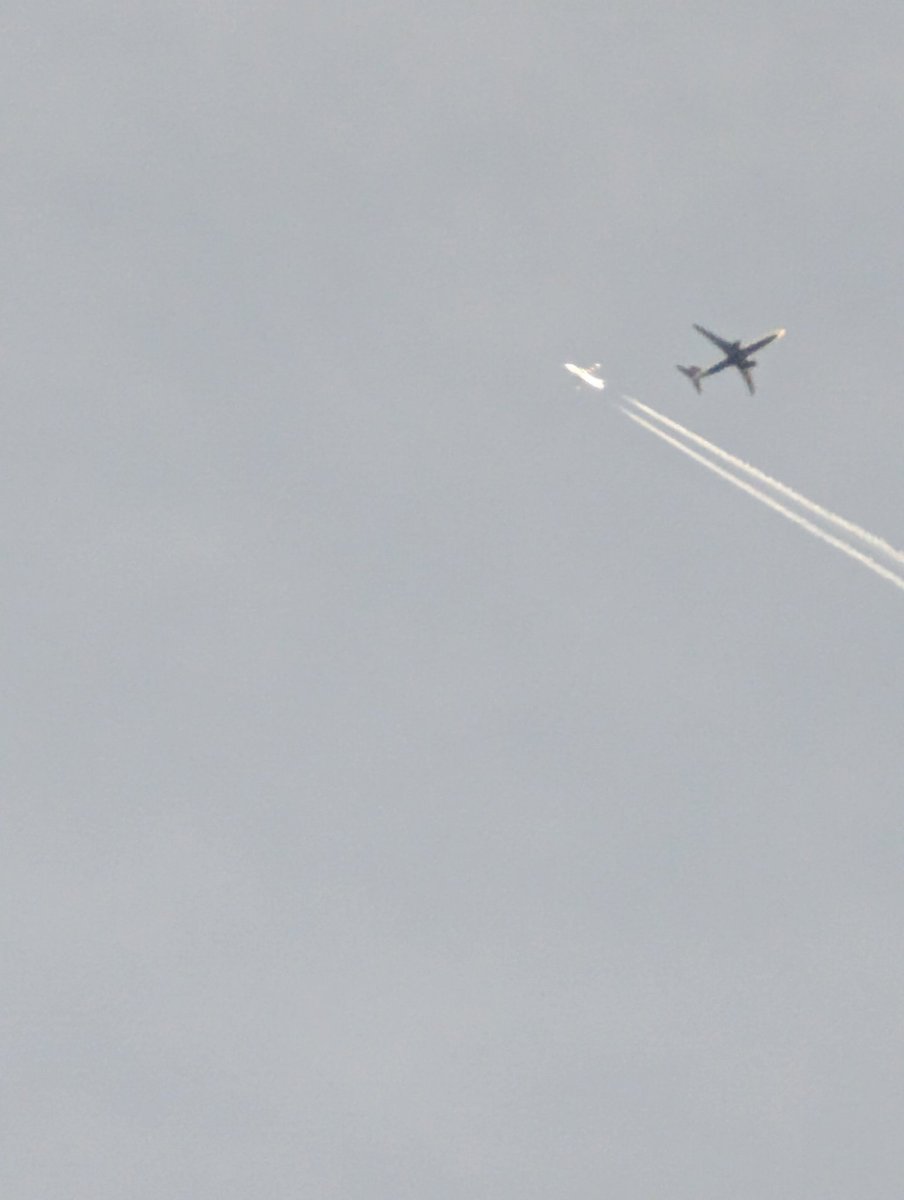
[620, 406, 904, 595]
[624, 396, 904, 566]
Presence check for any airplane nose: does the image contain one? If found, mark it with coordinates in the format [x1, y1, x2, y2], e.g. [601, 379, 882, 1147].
[775, 328, 787, 339]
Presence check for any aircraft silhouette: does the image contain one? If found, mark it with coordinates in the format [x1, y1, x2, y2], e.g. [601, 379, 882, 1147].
[678, 324, 785, 395]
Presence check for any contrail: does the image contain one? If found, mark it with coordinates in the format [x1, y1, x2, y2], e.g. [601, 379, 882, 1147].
[624, 395, 904, 567]
[620, 406, 904, 595]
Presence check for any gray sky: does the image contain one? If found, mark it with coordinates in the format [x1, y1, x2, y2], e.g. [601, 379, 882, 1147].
[4, 2, 904, 1195]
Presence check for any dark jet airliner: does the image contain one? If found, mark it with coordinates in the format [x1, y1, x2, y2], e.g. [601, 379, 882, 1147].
[677, 324, 785, 395]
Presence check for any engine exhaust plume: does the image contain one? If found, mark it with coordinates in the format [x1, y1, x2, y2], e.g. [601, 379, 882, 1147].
[620, 406, 904, 596]
[624, 396, 904, 567]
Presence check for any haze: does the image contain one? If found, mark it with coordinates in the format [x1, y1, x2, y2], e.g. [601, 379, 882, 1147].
[4, 3, 904, 1196]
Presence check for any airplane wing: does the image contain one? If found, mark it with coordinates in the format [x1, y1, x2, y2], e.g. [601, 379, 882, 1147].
[693, 324, 735, 354]
[743, 328, 786, 356]
[740, 366, 756, 395]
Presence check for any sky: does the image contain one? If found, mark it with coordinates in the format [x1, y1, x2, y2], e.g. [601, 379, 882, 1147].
[3, 1, 904, 1195]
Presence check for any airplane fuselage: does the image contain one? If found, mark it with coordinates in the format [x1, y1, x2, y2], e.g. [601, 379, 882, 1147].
[564, 362, 605, 390]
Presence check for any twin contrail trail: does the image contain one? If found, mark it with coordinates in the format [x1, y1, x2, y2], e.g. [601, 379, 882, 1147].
[619, 400, 904, 596]
[625, 396, 904, 567]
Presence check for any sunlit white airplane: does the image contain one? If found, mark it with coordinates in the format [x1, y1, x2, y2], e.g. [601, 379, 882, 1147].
[564, 362, 605, 390]
[677, 325, 785, 395]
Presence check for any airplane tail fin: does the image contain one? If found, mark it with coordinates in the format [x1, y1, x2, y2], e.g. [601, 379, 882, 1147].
[677, 365, 704, 394]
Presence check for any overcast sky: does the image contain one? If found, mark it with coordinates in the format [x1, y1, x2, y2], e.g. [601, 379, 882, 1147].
[4, 2, 904, 1196]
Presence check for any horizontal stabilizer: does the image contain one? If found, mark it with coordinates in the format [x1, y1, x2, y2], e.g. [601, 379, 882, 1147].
[677, 365, 704, 394]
